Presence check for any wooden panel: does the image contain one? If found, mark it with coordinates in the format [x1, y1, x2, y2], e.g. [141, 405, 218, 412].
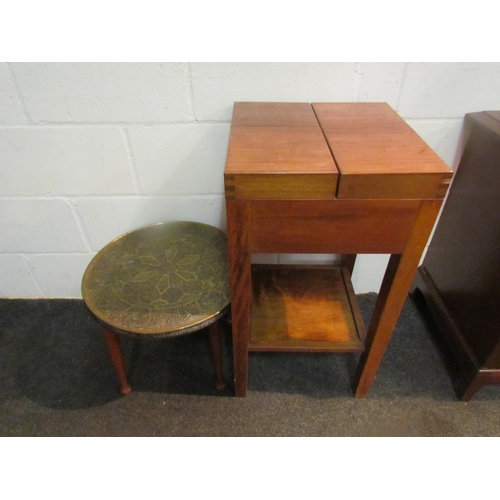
[313, 102, 405, 130]
[250, 199, 421, 254]
[337, 172, 452, 199]
[421, 111, 500, 369]
[231, 102, 319, 128]
[224, 102, 339, 199]
[411, 266, 480, 377]
[225, 173, 337, 200]
[323, 130, 451, 176]
[250, 265, 365, 352]
[225, 126, 337, 175]
[313, 102, 453, 199]
[410, 267, 500, 401]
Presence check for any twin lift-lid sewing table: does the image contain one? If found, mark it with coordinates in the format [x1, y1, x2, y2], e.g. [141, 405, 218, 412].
[224, 102, 453, 397]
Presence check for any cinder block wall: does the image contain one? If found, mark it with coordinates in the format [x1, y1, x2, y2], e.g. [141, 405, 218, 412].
[1, 62, 500, 298]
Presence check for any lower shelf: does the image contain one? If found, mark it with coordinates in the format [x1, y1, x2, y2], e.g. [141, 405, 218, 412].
[249, 265, 366, 352]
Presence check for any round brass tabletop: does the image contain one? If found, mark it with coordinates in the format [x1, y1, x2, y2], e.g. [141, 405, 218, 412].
[82, 221, 230, 338]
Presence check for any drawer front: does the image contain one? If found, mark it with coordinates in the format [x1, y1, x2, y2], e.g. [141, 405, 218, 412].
[250, 199, 422, 254]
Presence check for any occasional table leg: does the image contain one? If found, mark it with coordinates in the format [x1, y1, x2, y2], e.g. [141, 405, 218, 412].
[353, 200, 442, 397]
[208, 320, 226, 391]
[226, 198, 252, 397]
[103, 327, 132, 395]
[341, 254, 357, 277]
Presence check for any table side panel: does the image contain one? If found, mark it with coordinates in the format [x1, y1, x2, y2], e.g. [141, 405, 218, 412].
[249, 199, 422, 254]
[337, 172, 452, 199]
[225, 173, 338, 200]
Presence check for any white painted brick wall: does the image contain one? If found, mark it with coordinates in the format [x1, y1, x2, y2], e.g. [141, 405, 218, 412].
[1, 62, 500, 298]
[74, 196, 225, 251]
[10, 62, 192, 123]
[0, 64, 26, 125]
[0, 254, 41, 296]
[127, 123, 230, 195]
[0, 127, 136, 196]
[0, 199, 87, 253]
[191, 63, 357, 121]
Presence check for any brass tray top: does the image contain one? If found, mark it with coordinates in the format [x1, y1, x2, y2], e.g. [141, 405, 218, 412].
[82, 221, 230, 338]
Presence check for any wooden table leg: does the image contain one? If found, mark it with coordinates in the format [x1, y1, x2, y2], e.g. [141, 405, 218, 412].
[353, 200, 442, 397]
[226, 198, 252, 397]
[208, 320, 226, 391]
[103, 327, 132, 395]
[455, 373, 483, 401]
[341, 254, 357, 276]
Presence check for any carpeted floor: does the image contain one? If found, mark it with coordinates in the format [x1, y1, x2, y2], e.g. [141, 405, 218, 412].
[1, 292, 499, 437]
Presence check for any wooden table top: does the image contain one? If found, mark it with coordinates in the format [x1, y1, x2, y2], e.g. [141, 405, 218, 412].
[82, 222, 230, 337]
[225, 102, 337, 175]
[225, 102, 453, 200]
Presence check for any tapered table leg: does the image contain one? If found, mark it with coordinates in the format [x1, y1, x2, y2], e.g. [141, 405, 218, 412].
[103, 327, 132, 395]
[341, 254, 357, 276]
[208, 320, 226, 391]
[226, 198, 252, 397]
[353, 200, 442, 397]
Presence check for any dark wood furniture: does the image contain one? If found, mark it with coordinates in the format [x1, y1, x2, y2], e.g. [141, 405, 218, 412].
[81, 221, 230, 395]
[411, 111, 500, 400]
[224, 102, 452, 397]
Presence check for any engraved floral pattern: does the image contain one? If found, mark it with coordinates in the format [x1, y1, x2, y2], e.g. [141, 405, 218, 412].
[82, 222, 230, 335]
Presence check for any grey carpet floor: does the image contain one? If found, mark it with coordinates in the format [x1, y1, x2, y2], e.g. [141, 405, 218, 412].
[1, 293, 499, 436]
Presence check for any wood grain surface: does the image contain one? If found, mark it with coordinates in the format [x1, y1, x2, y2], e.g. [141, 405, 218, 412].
[312, 102, 452, 199]
[224, 101, 452, 397]
[249, 199, 421, 254]
[225, 102, 338, 199]
[250, 265, 365, 352]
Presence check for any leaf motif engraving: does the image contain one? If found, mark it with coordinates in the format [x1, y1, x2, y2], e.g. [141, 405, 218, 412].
[140, 255, 161, 266]
[131, 270, 159, 282]
[157, 274, 171, 294]
[176, 270, 197, 281]
[177, 254, 200, 266]
[165, 246, 178, 262]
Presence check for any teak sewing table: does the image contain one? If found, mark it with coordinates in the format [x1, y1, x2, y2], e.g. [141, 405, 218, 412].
[224, 102, 452, 397]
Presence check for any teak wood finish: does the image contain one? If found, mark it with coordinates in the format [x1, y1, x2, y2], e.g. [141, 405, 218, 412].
[224, 102, 452, 397]
[251, 265, 366, 352]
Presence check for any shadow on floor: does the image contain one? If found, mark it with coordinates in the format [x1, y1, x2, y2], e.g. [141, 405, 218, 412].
[0, 300, 233, 410]
[2, 294, 500, 438]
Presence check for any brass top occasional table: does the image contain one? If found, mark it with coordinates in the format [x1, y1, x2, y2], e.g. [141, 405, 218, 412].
[224, 102, 453, 397]
[82, 221, 231, 395]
